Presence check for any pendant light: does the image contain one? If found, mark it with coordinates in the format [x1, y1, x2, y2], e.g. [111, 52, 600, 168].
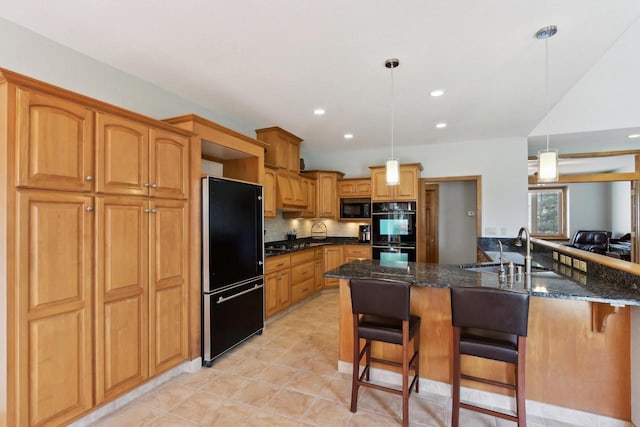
[385, 58, 400, 186]
[536, 25, 558, 182]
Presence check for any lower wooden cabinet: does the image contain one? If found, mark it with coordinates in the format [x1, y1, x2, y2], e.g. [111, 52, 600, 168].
[291, 251, 315, 304]
[344, 245, 372, 262]
[323, 246, 344, 288]
[265, 254, 292, 318]
[16, 191, 94, 426]
[314, 248, 324, 290]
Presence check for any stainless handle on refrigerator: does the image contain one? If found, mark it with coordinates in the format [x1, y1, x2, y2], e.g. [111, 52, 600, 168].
[216, 284, 263, 304]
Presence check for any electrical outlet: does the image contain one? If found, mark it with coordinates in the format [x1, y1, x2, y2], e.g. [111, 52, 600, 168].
[578, 261, 587, 272]
[559, 254, 566, 264]
[553, 251, 558, 260]
[573, 258, 580, 269]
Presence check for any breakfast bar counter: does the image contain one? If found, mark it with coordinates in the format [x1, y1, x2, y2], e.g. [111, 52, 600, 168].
[327, 259, 634, 422]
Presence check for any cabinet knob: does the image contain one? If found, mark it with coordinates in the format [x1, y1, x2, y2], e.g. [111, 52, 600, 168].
[86, 206, 94, 212]
[144, 208, 150, 213]
[151, 208, 157, 213]
[86, 175, 94, 181]
[151, 183, 158, 188]
[144, 183, 151, 187]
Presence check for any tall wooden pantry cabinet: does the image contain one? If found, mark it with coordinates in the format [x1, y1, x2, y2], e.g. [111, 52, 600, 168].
[0, 69, 191, 426]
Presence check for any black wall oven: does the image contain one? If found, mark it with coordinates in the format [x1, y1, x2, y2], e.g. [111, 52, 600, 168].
[372, 201, 417, 263]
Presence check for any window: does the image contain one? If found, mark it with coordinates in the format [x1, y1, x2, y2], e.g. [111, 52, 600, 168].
[528, 187, 567, 238]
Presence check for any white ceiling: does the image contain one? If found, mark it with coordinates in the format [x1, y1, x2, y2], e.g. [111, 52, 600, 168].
[1, 0, 639, 153]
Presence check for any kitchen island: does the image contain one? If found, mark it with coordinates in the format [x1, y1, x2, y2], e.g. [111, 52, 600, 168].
[326, 258, 639, 423]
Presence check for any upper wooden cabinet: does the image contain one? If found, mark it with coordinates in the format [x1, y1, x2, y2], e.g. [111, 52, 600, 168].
[256, 127, 303, 172]
[370, 163, 422, 201]
[337, 178, 371, 198]
[96, 113, 149, 196]
[304, 170, 344, 219]
[149, 128, 189, 199]
[263, 166, 277, 218]
[16, 88, 94, 192]
[275, 168, 307, 210]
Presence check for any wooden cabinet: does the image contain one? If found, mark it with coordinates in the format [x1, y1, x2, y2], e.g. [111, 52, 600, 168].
[16, 88, 94, 192]
[265, 255, 291, 318]
[290, 251, 315, 304]
[338, 178, 371, 197]
[95, 196, 149, 403]
[276, 169, 307, 210]
[344, 245, 372, 262]
[16, 191, 94, 426]
[1, 70, 193, 426]
[304, 171, 344, 219]
[323, 246, 344, 288]
[148, 199, 189, 375]
[370, 163, 422, 201]
[302, 176, 316, 218]
[256, 127, 302, 172]
[314, 248, 324, 290]
[264, 166, 277, 218]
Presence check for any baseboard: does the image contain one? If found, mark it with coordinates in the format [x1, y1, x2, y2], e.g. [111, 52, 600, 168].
[70, 358, 200, 427]
[338, 361, 630, 427]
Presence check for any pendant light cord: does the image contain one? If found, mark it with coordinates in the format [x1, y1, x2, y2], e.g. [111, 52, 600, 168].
[544, 35, 550, 153]
[390, 62, 395, 160]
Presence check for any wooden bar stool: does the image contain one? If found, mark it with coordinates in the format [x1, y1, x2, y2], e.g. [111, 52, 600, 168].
[349, 278, 421, 427]
[450, 287, 530, 427]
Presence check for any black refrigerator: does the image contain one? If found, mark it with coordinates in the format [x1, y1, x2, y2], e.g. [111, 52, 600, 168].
[202, 176, 264, 366]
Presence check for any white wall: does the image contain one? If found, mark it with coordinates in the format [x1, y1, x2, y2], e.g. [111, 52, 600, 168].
[611, 181, 632, 238]
[303, 137, 529, 237]
[437, 181, 477, 264]
[0, 17, 253, 135]
[567, 182, 611, 237]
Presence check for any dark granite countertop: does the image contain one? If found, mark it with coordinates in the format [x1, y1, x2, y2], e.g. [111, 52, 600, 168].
[324, 257, 640, 306]
[265, 237, 369, 257]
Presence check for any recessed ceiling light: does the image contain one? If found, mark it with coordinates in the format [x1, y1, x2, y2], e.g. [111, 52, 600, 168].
[628, 134, 640, 139]
[344, 133, 354, 139]
[435, 123, 447, 129]
[430, 90, 444, 97]
[313, 108, 326, 116]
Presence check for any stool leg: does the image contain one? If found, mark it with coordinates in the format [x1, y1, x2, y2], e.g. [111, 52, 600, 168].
[516, 337, 527, 427]
[351, 315, 360, 413]
[402, 320, 409, 427]
[365, 339, 371, 381]
[451, 327, 461, 427]
[414, 327, 420, 393]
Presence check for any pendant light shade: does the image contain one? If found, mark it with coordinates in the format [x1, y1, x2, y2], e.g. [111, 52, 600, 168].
[385, 58, 400, 186]
[536, 25, 558, 183]
[537, 149, 558, 182]
[386, 159, 400, 185]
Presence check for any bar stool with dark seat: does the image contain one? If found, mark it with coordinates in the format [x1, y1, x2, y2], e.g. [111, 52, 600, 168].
[450, 287, 530, 427]
[349, 278, 421, 427]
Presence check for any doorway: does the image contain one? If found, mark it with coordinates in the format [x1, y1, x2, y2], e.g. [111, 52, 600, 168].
[418, 176, 482, 264]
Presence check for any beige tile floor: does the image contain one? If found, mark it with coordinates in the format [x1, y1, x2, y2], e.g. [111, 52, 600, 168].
[91, 292, 569, 427]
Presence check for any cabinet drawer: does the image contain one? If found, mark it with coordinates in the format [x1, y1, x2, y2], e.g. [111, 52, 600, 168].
[290, 249, 315, 265]
[344, 245, 372, 258]
[291, 261, 314, 283]
[291, 278, 314, 304]
[265, 254, 291, 273]
[315, 248, 324, 260]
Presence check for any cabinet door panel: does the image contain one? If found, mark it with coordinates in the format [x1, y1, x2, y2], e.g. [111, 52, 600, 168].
[149, 200, 188, 374]
[149, 128, 189, 199]
[264, 168, 277, 218]
[17, 191, 93, 426]
[96, 113, 149, 196]
[17, 89, 94, 192]
[95, 196, 148, 402]
[265, 272, 279, 318]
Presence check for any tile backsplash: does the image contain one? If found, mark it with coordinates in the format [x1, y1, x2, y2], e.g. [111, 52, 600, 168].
[265, 212, 367, 242]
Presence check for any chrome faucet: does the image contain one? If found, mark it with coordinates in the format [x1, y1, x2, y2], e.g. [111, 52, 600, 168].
[498, 240, 513, 279]
[514, 226, 532, 275]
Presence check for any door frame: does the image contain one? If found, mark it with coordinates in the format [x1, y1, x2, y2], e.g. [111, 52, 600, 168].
[417, 175, 482, 263]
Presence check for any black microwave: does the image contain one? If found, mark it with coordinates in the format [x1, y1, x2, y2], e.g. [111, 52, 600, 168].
[340, 198, 371, 219]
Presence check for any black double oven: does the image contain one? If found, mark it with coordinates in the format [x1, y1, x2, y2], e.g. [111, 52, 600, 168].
[371, 201, 417, 265]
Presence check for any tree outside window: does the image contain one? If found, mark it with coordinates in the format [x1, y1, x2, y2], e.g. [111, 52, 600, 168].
[528, 187, 567, 238]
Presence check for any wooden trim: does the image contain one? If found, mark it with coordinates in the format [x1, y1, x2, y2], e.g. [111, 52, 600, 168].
[529, 172, 640, 184]
[255, 126, 303, 143]
[165, 114, 268, 149]
[188, 135, 202, 359]
[0, 68, 194, 136]
[369, 162, 424, 172]
[528, 149, 640, 160]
